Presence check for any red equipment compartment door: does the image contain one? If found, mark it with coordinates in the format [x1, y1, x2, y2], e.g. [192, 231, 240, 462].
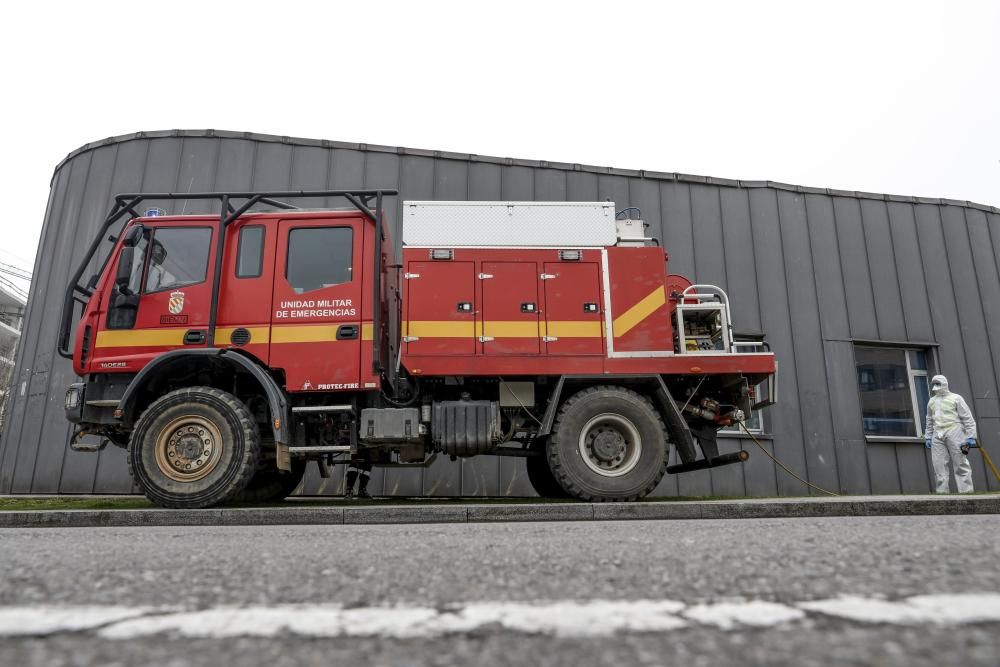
[269, 218, 363, 392]
[482, 261, 540, 355]
[405, 261, 476, 356]
[543, 262, 604, 356]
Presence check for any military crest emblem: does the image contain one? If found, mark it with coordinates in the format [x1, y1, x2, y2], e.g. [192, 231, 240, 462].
[168, 291, 185, 315]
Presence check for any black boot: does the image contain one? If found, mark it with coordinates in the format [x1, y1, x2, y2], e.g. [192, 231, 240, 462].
[357, 472, 371, 499]
[344, 470, 358, 499]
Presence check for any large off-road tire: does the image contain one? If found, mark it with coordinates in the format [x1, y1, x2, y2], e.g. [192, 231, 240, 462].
[128, 387, 260, 509]
[525, 452, 571, 498]
[547, 385, 668, 502]
[231, 458, 307, 503]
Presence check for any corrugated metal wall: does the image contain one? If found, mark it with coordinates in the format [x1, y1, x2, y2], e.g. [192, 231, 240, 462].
[2, 129, 999, 496]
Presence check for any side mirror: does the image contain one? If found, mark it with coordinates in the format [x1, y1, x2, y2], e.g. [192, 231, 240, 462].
[115, 246, 134, 291]
[122, 224, 144, 248]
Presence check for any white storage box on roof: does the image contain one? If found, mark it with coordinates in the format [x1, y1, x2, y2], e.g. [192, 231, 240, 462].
[402, 201, 617, 247]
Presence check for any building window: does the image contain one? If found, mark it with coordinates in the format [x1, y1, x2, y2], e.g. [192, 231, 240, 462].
[286, 227, 353, 293]
[721, 341, 766, 435]
[855, 346, 933, 438]
[236, 226, 265, 278]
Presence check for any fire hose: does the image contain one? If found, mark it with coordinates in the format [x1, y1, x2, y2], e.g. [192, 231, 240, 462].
[737, 420, 840, 497]
[735, 423, 1000, 494]
[975, 438, 1000, 484]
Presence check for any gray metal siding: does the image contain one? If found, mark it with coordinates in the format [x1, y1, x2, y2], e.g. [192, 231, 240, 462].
[2, 129, 999, 496]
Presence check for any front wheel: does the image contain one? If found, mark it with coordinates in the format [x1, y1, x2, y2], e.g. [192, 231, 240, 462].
[128, 387, 260, 509]
[547, 386, 668, 501]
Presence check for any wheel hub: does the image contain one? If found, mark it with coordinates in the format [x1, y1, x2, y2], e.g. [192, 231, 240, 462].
[591, 429, 626, 462]
[578, 413, 642, 478]
[155, 415, 223, 482]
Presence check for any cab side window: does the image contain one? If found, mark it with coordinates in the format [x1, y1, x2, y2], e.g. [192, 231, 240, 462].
[286, 227, 353, 293]
[236, 226, 265, 278]
[106, 232, 149, 330]
[144, 227, 213, 293]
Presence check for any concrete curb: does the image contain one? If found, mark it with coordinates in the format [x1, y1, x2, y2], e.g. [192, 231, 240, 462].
[0, 495, 997, 528]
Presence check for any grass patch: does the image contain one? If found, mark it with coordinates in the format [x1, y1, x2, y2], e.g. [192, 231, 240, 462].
[0, 494, 740, 512]
[4, 492, 986, 512]
[0, 497, 155, 511]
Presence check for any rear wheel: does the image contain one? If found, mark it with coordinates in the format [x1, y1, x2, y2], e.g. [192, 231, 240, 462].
[231, 458, 307, 503]
[547, 386, 667, 501]
[525, 451, 570, 498]
[128, 387, 260, 509]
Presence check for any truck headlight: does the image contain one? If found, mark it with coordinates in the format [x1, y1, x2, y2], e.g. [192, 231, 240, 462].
[65, 387, 81, 411]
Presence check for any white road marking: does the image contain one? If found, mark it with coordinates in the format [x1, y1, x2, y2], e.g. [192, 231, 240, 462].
[437, 601, 688, 637]
[683, 600, 805, 629]
[100, 601, 688, 639]
[0, 606, 151, 636]
[0, 594, 997, 639]
[799, 593, 1000, 625]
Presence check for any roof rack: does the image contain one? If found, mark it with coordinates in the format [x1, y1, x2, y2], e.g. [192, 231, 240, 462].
[58, 190, 399, 376]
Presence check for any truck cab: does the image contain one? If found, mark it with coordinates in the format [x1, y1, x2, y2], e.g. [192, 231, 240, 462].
[74, 209, 380, 393]
[61, 191, 775, 508]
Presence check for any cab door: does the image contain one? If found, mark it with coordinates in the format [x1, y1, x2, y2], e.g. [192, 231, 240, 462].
[269, 218, 364, 392]
[91, 222, 216, 371]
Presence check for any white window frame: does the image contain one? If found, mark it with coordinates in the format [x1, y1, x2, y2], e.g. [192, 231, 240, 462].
[906, 350, 929, 438]
[855, 344, 937, 443]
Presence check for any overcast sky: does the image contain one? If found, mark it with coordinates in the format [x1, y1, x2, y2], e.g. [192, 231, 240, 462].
[1, 0, 997, 294]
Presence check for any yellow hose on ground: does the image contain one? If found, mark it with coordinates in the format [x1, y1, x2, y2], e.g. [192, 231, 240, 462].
[976, 439, 1000, 485]
[738, 420, 840, 497]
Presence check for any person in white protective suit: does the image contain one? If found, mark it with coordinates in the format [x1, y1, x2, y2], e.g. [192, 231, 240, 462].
[924, 375, 977, 493]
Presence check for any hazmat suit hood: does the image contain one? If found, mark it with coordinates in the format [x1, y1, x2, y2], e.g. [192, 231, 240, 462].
[931, 375, 950, 396]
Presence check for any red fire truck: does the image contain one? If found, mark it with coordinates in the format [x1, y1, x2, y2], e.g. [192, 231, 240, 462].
[59, 190, 776, 508]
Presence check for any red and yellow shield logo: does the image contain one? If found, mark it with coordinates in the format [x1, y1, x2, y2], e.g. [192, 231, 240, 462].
[168, 291, 185, 315]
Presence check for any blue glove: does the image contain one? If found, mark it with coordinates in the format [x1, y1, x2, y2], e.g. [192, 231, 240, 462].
[965, 437, 978, 448]
[924, 438, 932, 449]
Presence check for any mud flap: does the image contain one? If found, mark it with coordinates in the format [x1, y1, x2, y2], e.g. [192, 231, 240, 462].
[653, 379, 697, 464]
[692, 422, 720, 460]
[276, 442, 291, 472]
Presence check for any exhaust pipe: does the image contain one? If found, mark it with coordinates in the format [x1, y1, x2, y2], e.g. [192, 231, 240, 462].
[666, 450, 748, 475]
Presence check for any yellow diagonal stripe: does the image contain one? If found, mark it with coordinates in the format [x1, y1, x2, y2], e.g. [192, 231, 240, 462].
[612, 287, 666, 337]
[94, 328, 187, 348]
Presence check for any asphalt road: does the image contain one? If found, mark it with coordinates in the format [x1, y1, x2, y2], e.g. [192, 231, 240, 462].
[1, 515, 999, 666]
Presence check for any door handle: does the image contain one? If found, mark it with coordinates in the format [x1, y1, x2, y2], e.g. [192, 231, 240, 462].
[184, 330, 207, 345]
[337, 325, 359, 340]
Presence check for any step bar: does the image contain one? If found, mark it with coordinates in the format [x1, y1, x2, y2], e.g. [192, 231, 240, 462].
[291, 405, 353, 414]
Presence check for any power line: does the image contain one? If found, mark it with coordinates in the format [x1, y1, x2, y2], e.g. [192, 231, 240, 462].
[0, 261, 31, 282]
